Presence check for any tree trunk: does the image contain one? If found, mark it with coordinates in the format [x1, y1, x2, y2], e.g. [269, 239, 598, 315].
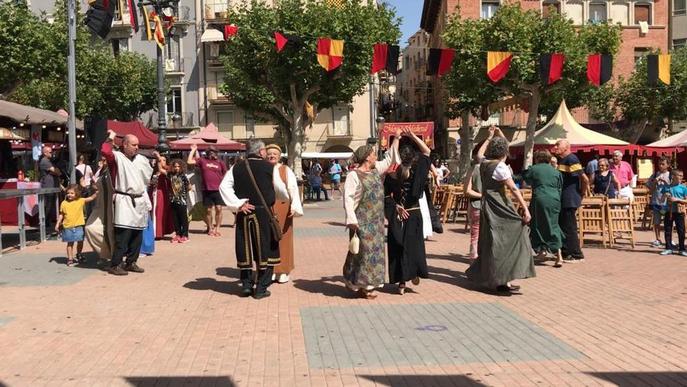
[523, 89, 541, 170]
[457, 111, 475, 182]
[287, 112, 305, 180]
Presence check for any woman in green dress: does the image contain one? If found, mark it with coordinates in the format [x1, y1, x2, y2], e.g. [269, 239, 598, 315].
[523, 150, 564, 268]
[466, 132, 536, 294]
[343, 129, 400, 299]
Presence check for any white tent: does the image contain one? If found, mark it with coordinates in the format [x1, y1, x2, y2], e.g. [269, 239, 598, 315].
[647, 130, 687, 147]
[510, 100, 628, 147]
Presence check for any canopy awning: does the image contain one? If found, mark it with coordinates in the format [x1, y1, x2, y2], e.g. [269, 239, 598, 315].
[647, 130, 687, 148]
[0, 127, 26, 141]
[107, 120, 159, 148]
[510, 100, 628, 147]
[169, 122, 245, 151]
[0, 100, 83, 128]
[200, 29, 224, 43]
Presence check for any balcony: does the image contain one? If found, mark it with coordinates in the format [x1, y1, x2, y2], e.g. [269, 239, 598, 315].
[204, 0, 231, 22]
[165, 58, 185, 75]
[146, 112, 196, 131]
[208, 85, 231, 104]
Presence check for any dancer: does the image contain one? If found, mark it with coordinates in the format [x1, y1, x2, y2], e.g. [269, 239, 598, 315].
[466, 134, 535, 294]
[343, 129, 400, 299]
[384, 129, 431, 294]
[265, 144, 303, 283]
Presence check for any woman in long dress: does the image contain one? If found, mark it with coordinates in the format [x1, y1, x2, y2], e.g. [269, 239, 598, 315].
[523, 150, 564, 268]
[384, 130, 432, 294]
[343, 129, 401, 299]
[266, 144, 303, 284]
[466, 131, 535, 294]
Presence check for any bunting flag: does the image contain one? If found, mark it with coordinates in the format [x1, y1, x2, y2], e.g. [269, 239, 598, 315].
[587, 54, 612, 86]
[142, 5, 152, 41]
[539, 53, 565, 85]
[126, 0, 138, 32]
[647, 54, 671, 86]
[317, 38, 344, 71]
[275, 32, 288, 52]
[305, 101, 315, 121]
[370, 43, 400, 75]
[224, 24, 238, 40]
[152, 12, 165, 49]
[487, 51, 513, 83]
[426, 48, 455, 76]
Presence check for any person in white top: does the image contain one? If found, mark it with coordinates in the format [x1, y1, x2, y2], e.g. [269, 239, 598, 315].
[76, 154, 94, 187]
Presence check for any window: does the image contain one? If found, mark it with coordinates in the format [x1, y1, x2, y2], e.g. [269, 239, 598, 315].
[676, 0, 687, 16]
[634, 47, 650, 67]
[167, 87, 182, 116]
[564, 1, 584, 25]
[111, 38, 128, 56]
[481, 0, 500, 19]
[589, 2, 607, 23]
[216, 111, 234, 137]
[331, 105, 350, 136]
[542, 0, 560, 17]
[610, 1, 629, 25]
[245, 115, 255, 138]
[674, 39, 687, 49]
[166, 35, 182, 71]
[634, 3, 651, 24]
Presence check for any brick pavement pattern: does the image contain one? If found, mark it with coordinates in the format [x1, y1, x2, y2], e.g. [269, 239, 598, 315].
[0, 199, 686, 386]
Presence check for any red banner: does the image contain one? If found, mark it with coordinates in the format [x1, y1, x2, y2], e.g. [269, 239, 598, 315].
[379, 122, 434, 150]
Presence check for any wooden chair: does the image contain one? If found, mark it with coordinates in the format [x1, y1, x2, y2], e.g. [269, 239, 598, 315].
[577, 196, 608, 248]
[607, 198, 636, 248]
[439, 188, 458, 223]
[632, 189, 650, 225]
[448, 191, 470, 229]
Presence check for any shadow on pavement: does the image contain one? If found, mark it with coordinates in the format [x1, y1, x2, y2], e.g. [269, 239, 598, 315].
[428, 252, 473, 265]
[323, 221, 347, 227]
[426, 262, 519, 297]
[359, 374, 486, 386]
[125, 376, 237, 386]
[586, 371, 687, 386]
[48, 252, 105, 270]
[292, 276, 358, 299]
[183, 277, 243, 296]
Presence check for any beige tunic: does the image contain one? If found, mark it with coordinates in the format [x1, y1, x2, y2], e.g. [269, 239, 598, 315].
[113, 151, 153, 230]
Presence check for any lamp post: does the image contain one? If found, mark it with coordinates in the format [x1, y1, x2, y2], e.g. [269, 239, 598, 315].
[138, 0, 179, 154]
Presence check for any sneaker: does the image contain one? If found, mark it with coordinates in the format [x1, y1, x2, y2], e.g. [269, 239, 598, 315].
[108, 265, 128, 276]
[659, 249, 674, 256]
[680, 251, 687, 257]
[277, 274, 289, 283]
[179, 236, 189, 243]
[651, 240, 662, 247]
[124, 262, 145, 273]
[171, 235, 180, 243]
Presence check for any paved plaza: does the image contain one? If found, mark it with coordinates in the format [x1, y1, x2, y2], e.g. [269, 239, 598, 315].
[0, 199, 686, 386]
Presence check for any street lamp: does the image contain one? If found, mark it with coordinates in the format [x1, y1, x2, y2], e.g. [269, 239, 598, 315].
[138, 0, 179, 154]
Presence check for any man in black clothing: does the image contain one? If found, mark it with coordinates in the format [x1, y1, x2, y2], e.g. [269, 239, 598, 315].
[553, 139, 589, 262]
[219, 140, 288, 299]
[39, 146, 61, 233]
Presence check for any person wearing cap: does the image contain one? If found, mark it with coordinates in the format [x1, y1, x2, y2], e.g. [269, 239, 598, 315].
[610, 150, 635, 200]
[188, 144, 228, 237]
[343, 128, 401, 299]
[265, 144, 303, 283]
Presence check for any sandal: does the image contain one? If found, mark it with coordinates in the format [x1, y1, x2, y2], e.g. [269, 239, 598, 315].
[358, 289, 377, 300]
[411, 277, 420, 285]
[398, 283, 406, 295]
[67, 259, 75, 267]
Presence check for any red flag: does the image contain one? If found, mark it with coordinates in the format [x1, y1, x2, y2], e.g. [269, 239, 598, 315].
[275, 31, 288, 52]
[126, 0, 138, 32]
[539, 53, 565, 85]
[427, 48, 455, 76]
[224, 24, 238, 40]
[587, 54, 612, 86]
[487, 51, 513, 83]
[371, 43, 388, 74]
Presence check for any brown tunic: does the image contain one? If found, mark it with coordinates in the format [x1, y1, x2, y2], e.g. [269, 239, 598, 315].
[274, 165, 295, 274]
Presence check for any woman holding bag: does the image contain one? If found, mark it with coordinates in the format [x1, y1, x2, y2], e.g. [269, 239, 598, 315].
[343, 128, 401, 299]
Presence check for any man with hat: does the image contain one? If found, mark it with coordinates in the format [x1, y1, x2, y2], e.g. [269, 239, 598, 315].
[188, 144, 228, 237]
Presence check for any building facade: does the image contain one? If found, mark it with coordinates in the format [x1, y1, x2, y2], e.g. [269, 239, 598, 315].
[673, 0, 687, 49]
[421, 0, 670, 155]
[395, 30, 432, 122]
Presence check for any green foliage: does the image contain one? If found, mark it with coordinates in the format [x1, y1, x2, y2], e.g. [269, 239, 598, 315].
[1, 0, 157, 120]
[219, 0, 400, 132]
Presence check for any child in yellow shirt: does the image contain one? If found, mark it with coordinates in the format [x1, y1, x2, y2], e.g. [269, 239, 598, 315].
[56, 184, 98, 266]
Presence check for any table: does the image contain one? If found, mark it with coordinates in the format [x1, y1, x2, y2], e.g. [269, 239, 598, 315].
[0, 180, 42, 226]
[0, 188, 61, 256]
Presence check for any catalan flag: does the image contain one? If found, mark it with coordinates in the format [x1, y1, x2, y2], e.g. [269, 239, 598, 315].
[487, 51, 513, 83]
[317, 38, 344, 72]
[647, 54, 671, 86]
[142, 5, 152, 41]
[152, 12, 165, 49]
[126, 0, 138, 32]
[587, 54, 612, 86]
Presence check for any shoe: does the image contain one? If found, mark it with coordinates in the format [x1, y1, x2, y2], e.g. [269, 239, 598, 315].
[124, 263, 145, 273]
[562, 257, 577, 263]
[651, 240, 662, 247]
[398, 284, 406, 295]
[67, 259, 75, 267]
[411, 277, 420, 285]
[108, 265, 128, 276]
[660, 249, 674, 256]
[179, 237, 189, 243]
[171, 235, 180, 243]
[277, 274, 289, 283]
[253, 290, 271, 299]
[240, 288, 253, 297]
[496, 285, 511, 293]
[508, 284, 521, 291]
[680, 251, 687, 257]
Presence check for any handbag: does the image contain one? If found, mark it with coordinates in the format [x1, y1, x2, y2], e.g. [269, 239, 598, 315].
[244, 160, 283, 241]
[349, 231, 360, 254]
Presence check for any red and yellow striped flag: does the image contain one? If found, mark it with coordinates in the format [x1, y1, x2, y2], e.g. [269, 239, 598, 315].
[487, 51, 513, 83]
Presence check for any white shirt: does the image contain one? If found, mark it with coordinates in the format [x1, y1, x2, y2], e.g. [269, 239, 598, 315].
[492, 162, 512, 182]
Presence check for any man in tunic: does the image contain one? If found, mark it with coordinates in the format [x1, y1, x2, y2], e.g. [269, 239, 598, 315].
[187, 144, 227, 237]
[101, 130, 153, 275]
[553, 140, 588, 263]
[219, 140, 288, 299]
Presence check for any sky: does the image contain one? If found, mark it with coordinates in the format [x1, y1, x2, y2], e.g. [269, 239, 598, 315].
[383, 0, 424, 47]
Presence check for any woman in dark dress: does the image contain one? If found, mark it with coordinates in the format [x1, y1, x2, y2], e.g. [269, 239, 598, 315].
[466, 132, 536, 294]
[593, 158, 620, 198]
[384, 129, 432, 294]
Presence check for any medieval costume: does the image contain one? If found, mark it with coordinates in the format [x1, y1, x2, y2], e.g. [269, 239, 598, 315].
[272, 163, 304, 282]
[101, 141, 153, 274]
[85, 169, 115, 261]
[152, 172, 174, 239]
[219, 156, 288, 298]
[384, 154, 431, 288]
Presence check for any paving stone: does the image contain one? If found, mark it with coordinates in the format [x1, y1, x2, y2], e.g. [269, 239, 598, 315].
[0, 252, 99, 287]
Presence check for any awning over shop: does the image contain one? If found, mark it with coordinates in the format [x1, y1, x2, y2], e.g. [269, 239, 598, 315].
[0, 100, 83, 128]
[647, 129, 687, 148]
[107, 120, 159, 148]
[200, 28, 224, 42]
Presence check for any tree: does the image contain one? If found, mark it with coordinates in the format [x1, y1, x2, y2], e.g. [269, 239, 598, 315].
[443, 4, 621, 168]
[219, 0, 400, 175]
[1, 0, 157, 120]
